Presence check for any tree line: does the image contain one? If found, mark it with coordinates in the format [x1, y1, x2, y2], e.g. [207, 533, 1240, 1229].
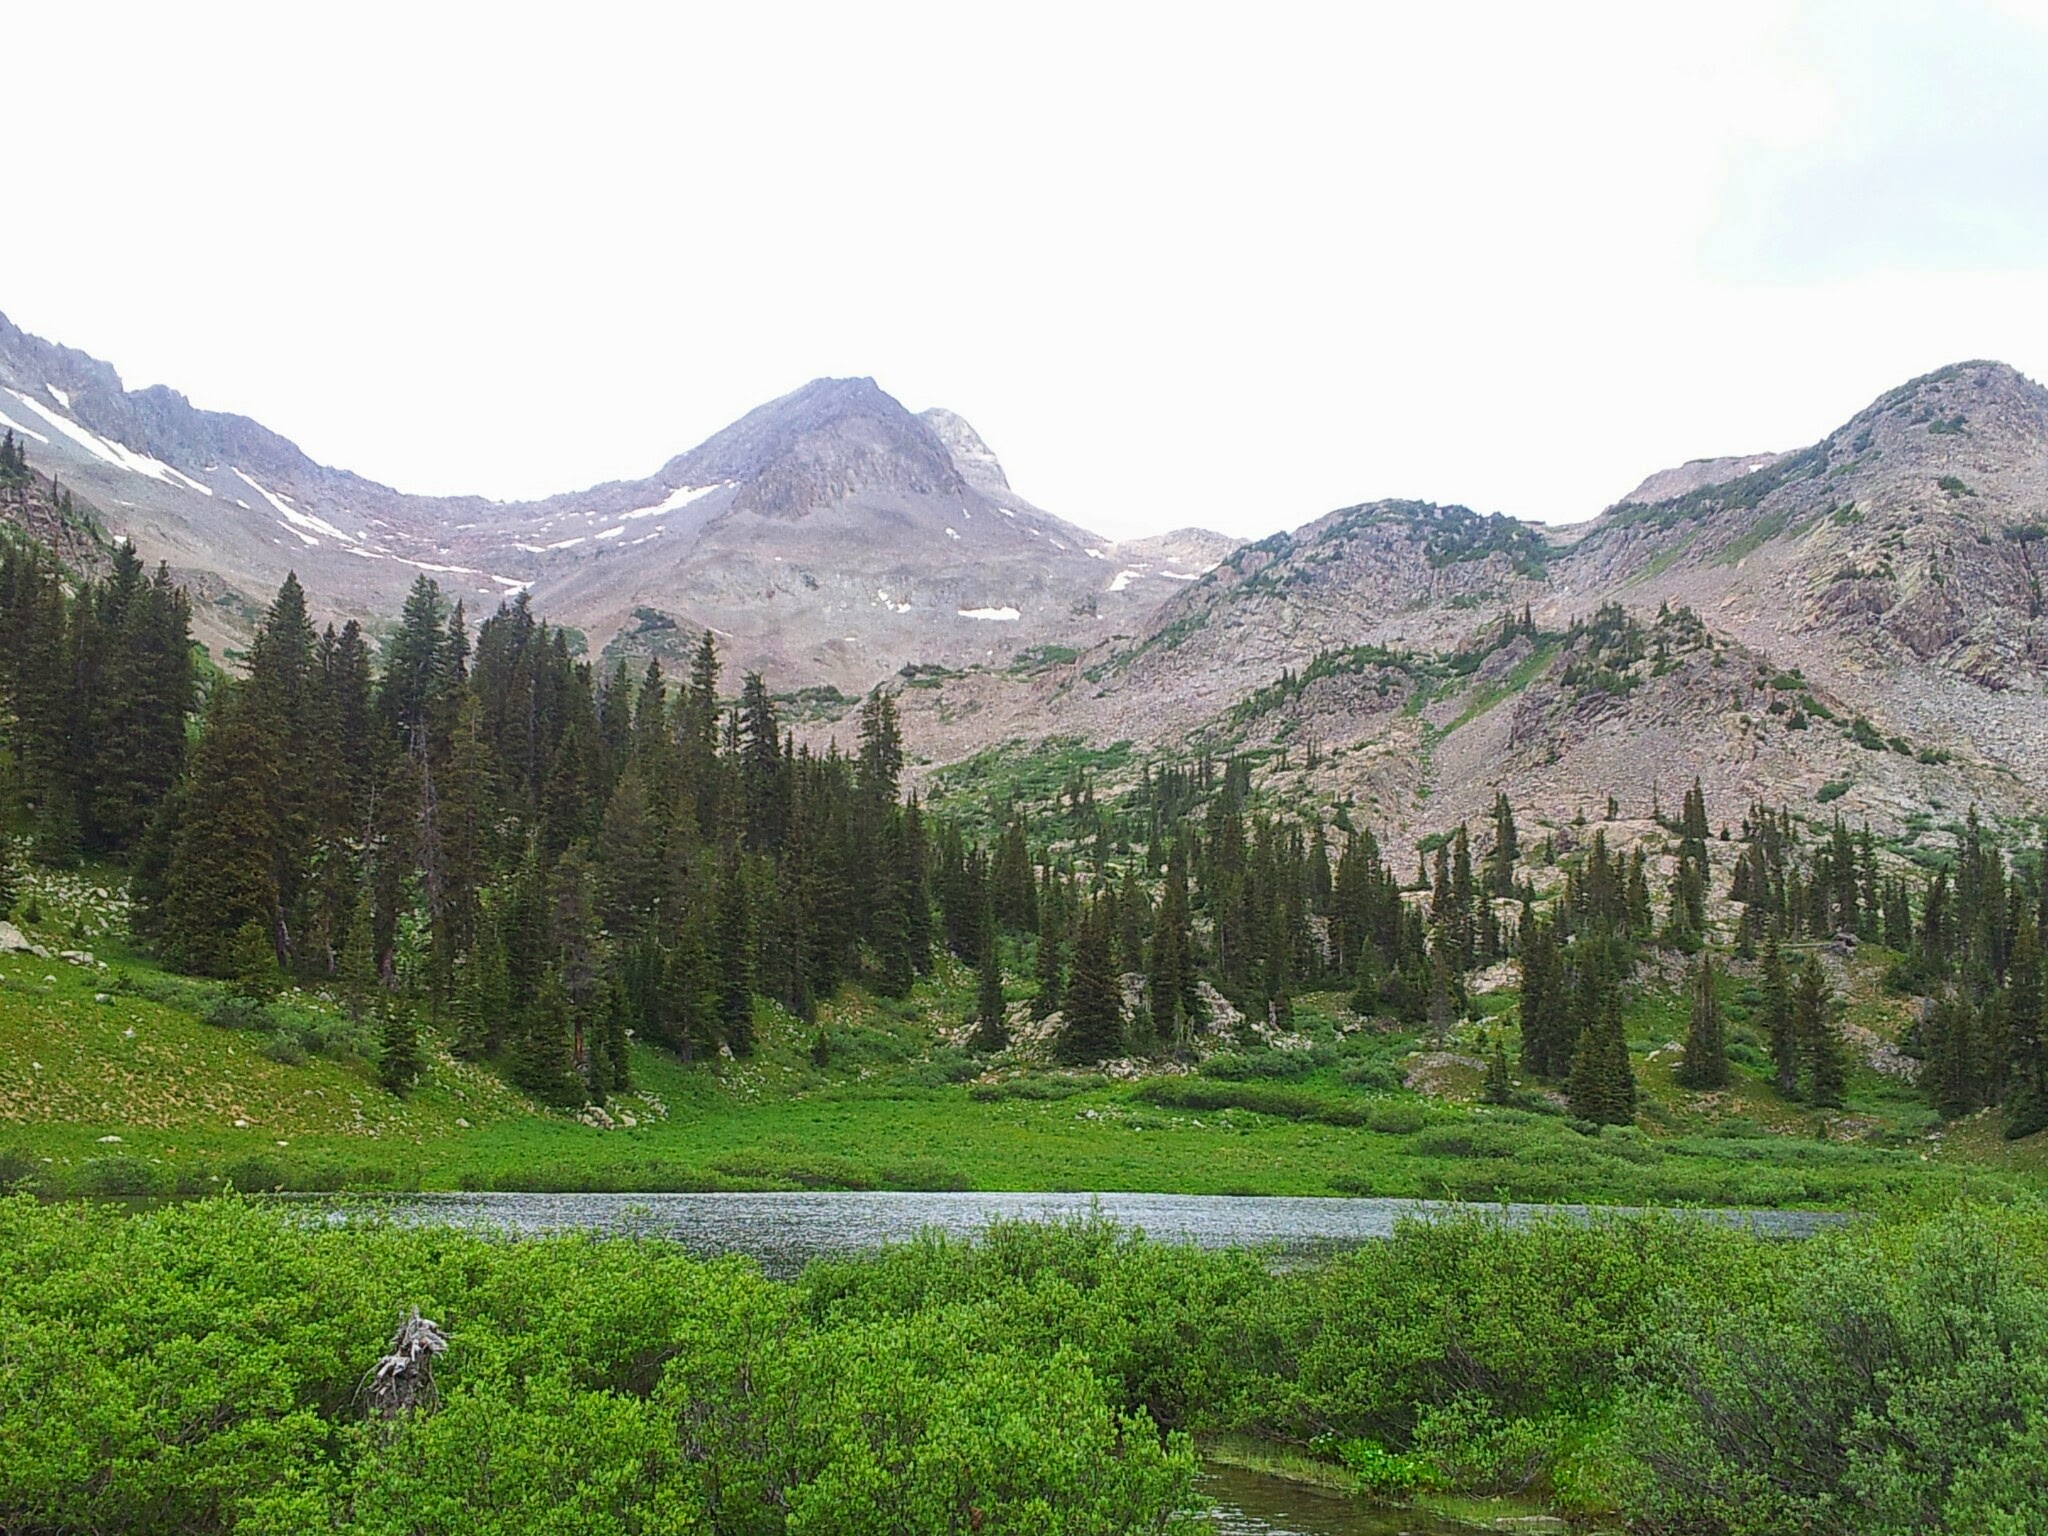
[2, 556, 2043, 1132]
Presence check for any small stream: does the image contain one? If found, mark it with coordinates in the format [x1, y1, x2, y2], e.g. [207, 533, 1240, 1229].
[1197, 1462, 1552, 1535]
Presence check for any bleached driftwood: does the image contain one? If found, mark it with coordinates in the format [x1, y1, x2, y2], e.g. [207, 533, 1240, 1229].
[364, 1307, 448, 1418]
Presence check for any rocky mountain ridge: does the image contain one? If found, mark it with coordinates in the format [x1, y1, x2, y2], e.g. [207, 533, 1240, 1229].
[5, 304, 2042, 853]
[872, 362, 2048, 852]
[0, 313, 1229, 685]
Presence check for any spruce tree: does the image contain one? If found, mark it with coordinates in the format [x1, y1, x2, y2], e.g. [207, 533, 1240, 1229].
[1033, 869, 1065, 1018]
[1567, 943, 1635, 1124]
[2005, 922, 2048, 1138]
[1676, 955, 1728, 1089]
[1057, 900, 1123, 1064]
[1487, 792, 1519, 897]
[159, 690, 282, 978]
[230, 918, 279, 1001]
[1348, 940, 1380, 1020]
[338, 885, 384, 1008]
[377, 998, 424, 1095]
[600, 979, 632, 1097]
[1924, 991, 1980, 1119]
[1662, 865, 1701, 954]
[1483, 1031, 1514, 1104]
[510, 978, 582, 1107]
[971, 889, 1008, 1054]
[1802, 958, 1851, 1114]
[1761, 933, 1798, 1097]
[713, 848, 755, 1055]
[1797, 955, 1847, 1108]
[0, 824, 15, 917]
[1517, 919, 1568, 1078]
[1117, 864, 1147, 976]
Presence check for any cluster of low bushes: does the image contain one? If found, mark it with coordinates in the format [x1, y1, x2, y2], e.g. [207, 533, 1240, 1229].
[115, 969, 381, 1066]
[3, 1197, 2044, 1533]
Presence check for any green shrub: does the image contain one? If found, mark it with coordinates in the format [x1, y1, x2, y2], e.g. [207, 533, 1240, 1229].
[1133, 1077, 1366, 1125]
[0, 1145, 40, 1190]
[968, 1074, 1102, 1102]
[1623, 1203, 2048, 1534]
[263, 1032, 309, 1066]
[1197, 1047, 1317, 1082]
[74, 1156, 172, 1197]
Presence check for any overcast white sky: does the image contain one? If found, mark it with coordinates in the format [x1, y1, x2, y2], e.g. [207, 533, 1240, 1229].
[8, 1, 2048, 539]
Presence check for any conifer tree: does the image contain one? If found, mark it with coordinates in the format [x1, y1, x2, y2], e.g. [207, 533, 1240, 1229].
[1676, 955, 1728, 1089]
[230, 918, 279, 1001]
[160, 690, 282, 977]
[1796, 955, 1847, 1109]
[2004, 920, 2047, 1138]
[1517, 919, 1569, 1078]
[445, 953, 485, 1061]
[510, 977, 581, 1107]
[1761, 933, 1798, 1097]
[1483, 1031, 1514, 1105]
[1426, 928, 1456, 1048]
[0, 825, 15, 918]
[1348, 940, 1380, 1019]
[1924, 990, 1979, 1120]
[1487, 792, 1519, 897]
[1057, 900, 1123, 1064]
[971, 887, 1008, 1054]
[871, 813, 915, 998]
[1449, 825, 1475, 971]
[1567, 942, 1635, 1124]
[1150, 840, 1195, 1047]
[1117, 863, 1147, 976]
[1034, 868, 1066, 1018]
[377, 998, 424, 1095]
[713, 845, 755, 1056]
[585, 979, 631, 1102]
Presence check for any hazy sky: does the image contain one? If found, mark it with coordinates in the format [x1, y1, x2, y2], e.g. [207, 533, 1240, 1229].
[8, 1, 2048, 538]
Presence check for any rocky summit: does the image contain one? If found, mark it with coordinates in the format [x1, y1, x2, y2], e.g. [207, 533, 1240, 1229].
[0, 313, 1226, 688]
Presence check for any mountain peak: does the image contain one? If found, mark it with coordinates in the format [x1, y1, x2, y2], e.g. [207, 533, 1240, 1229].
[919, 407, 1010, 494]
[664, 375, 967, 518]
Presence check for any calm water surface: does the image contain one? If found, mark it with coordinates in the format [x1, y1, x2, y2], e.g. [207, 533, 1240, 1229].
[290, 1189, 1845, 1276]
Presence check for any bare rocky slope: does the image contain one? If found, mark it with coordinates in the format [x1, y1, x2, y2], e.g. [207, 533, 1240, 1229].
[876, 363, 2048, 852]
[0, 313, 1226, 685]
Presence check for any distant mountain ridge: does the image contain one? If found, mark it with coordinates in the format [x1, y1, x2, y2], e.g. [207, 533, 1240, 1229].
[877, 361, 2048, 851]
[5, 305, 2045, 850]
[0, 312, 1232, 684]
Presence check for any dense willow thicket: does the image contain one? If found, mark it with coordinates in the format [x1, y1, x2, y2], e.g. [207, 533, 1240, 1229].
[4, 1197, 2045, 1534]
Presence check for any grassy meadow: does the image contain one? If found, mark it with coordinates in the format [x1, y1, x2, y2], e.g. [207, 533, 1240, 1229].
[3, 863, 2037, 1208]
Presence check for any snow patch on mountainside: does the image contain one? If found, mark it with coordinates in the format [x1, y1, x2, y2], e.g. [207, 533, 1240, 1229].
[8, 390, 190, 487]
[957, 605, 1020, 621]
[621, 482, 728, 520]
[0, 407, 50, 444]
[232, 469, 354, 543]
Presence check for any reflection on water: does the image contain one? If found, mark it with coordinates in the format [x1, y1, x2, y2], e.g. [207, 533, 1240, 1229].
[1196, 1462, 1515, 1536]
[284, 1188, 1847, 1278]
